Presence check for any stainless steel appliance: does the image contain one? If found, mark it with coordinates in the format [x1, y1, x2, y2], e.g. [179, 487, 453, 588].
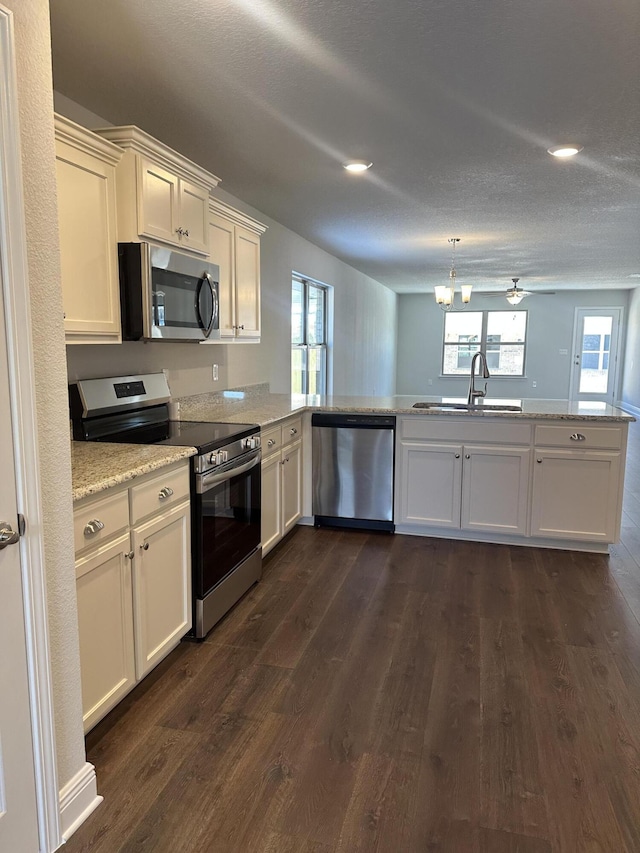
[312, 413, 395, 531]
[118, 242, 220, 341]
[69, 373, 261, 639]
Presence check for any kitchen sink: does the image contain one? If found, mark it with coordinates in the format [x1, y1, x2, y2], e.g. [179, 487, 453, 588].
[412, 401, 523, 413]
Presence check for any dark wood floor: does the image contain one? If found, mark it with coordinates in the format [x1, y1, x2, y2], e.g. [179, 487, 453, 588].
[65, 421, 640, 853]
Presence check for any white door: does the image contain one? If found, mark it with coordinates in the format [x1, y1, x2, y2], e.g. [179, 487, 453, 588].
[570, 308, 622, 404]
[461, 444, 530, 535]
[398, 442, 463, 528]
[0, 263, 40, 851]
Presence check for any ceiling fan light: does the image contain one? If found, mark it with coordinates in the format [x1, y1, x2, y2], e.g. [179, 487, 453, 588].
[506, 291, 524, 305]
[460, 284, 473, 304]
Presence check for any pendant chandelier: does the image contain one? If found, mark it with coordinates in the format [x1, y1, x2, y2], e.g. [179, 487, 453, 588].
[434, 237, 472, 311]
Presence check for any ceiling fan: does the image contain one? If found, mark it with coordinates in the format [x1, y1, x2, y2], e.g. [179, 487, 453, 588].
[484, 278, 556, 305]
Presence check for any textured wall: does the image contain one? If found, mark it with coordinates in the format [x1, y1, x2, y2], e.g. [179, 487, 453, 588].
[7, 0, 86, 789]
[396, 290, 630, 401]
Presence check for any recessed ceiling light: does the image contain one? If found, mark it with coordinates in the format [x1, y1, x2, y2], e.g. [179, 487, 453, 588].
[343, 160, 372, 172]
[547, 144, 584, 158]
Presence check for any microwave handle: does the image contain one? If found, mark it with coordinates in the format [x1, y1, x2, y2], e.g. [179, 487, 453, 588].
[197, 273, 217, 339]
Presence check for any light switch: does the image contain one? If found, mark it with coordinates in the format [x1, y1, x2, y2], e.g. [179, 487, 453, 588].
[212, 364, 219, 381]
[559, 348, 568, 356]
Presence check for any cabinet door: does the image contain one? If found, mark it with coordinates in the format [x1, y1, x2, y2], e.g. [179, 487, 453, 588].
[531, 449, 621, 542]
[178, 179, 209, 255]
[261, 452, 282, 556]
[461, 445, 530, 535]
[209, 213, 236, 338]
[281, 440, 303, 535]
[234, 226, 261, 338]
[138, 158, 179, 245]
[75, 533, 135, 732]
[56, 139, 121, 342]
[132, 500, 191, 679]
[398, 442, 463, 528]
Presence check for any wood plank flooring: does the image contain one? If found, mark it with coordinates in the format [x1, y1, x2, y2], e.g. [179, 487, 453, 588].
[65, 420, 640, 852]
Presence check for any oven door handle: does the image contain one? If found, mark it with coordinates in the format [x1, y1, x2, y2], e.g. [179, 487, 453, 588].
[196, 450, 261, 493]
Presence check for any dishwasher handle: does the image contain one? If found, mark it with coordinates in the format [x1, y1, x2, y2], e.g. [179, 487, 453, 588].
[311, 413, 396, 429]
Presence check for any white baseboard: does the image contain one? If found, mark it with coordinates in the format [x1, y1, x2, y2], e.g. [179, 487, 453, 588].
[59, 761, 103, 841]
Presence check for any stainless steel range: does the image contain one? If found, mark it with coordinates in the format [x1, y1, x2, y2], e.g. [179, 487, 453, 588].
[69, 373, 262, 639]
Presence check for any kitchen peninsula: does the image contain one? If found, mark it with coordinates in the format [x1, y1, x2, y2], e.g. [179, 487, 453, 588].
[176, 386, 634, 553]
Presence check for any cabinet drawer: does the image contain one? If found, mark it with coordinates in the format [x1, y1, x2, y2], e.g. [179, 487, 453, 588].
[74, 490, 129, 554]
[534, 424, 622, 450]
[130, 465, 190, 525]
[282, 417, 303, 446]
[401, 416, 531, 446]
[262, 425, 282, 455]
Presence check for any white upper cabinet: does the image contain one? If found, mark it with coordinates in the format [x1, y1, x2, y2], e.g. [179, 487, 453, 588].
[94, 125, 220, 256]
[55, 114, 124, 344]
[209, 199, 266, 340]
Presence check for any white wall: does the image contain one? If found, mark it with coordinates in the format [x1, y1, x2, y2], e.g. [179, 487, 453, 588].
[396, 290, 630, 401]
[58, 95, 397, 399]
[7, 0, 86, 790]
[622, 287, 640, 410]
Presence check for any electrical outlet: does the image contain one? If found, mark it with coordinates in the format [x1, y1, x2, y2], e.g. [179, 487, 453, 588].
[532, 380, 537, 388]
[212, 364, 219, 381]
[428, 378, 433, 386]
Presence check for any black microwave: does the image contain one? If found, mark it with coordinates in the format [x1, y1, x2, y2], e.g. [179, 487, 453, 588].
[118, 242, 220, 342]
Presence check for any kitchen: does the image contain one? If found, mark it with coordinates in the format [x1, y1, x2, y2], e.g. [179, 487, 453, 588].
[2, 0, 640, 851]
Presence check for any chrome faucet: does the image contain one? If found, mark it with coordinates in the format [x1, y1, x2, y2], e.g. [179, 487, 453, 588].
[467, 351, 490, 405]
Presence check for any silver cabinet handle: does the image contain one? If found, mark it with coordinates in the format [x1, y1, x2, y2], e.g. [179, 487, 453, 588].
[175, 227, 184, 236]
[141, 542, 149, 551]
[267, 438, 276, 447]
[83, 519, 104, 536]
[537, 458, 543, 463]
[126, 551, 134, 560]
[184, 229, 189, 237]
[465, 454, 471, 459]
[570, 433, 586, 441]
[158, 486, 174, 500]
[290, 427, 298, 435]
[455, 453, 460, 459]
[0, 522, 19, 550]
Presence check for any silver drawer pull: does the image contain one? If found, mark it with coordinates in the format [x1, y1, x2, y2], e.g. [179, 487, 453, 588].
[290, 427, 298, 435]
[141, 542, 149, 551]
[83, 519, 104, 536]
[569, 433, 586, 441]
[158, 487, 174, 500]
[267, 438, 276, 447]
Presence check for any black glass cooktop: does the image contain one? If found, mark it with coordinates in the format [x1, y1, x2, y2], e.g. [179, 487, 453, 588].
[156, 421, 258, 450]
[93, 418, 258, 452]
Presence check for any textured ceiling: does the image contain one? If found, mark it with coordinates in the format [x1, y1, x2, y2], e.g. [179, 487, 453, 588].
[49, 0, 640, 294]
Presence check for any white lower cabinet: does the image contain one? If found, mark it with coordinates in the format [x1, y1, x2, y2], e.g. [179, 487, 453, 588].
[132, 501, 191, 678]
[395, 415, 627, 548]
[74, 462, 191, 731]
[398, 440, 530, 534]
[530, 449, 622, 542]
[75, 533, 136, 733]
[261, 417, 303, 555]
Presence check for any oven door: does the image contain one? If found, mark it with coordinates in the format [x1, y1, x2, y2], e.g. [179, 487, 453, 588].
[193, 450, 261, 599]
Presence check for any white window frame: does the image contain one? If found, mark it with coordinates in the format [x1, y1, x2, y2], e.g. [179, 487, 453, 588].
[441, 309, 528, 378]
[291, 274, 331, 395]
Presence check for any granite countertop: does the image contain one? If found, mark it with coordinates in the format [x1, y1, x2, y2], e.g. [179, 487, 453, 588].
[177, 389, 635, 426]
[71, 441, 197, 502]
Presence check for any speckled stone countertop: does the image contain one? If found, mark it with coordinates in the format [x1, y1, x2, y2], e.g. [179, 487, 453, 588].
[177, 389, 634, 426]
[71, 441, 197, 502]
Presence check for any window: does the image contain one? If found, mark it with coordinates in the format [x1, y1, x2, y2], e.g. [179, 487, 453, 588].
[292, 276, 329, 394]
[442, 310, 527, 376]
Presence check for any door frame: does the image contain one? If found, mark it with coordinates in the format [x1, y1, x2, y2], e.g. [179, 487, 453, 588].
[569, 306, 623, 404]
[0, 6, 61, 850]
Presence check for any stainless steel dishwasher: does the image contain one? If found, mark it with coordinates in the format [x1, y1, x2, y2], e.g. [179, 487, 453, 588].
[312, 413, 395, 531]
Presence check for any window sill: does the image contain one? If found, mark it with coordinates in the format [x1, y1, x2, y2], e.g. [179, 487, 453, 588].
[439, 375, 527, 380]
